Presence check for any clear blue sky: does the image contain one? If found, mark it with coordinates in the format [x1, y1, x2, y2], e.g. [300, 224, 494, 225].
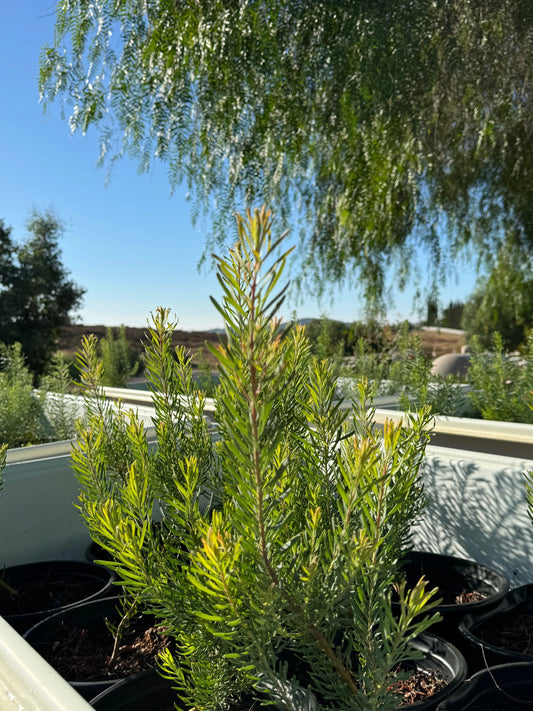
[0, 1, 479, 331]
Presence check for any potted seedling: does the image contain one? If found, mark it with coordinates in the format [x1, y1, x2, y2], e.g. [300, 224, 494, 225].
[71, 207, 465, 710]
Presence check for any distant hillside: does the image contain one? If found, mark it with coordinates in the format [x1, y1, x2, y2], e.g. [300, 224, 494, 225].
[59, 324, 226, 368]
[60, 321, 464, 371]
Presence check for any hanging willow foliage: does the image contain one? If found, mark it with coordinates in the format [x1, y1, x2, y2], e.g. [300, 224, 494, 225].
[39, 0, 533, 305]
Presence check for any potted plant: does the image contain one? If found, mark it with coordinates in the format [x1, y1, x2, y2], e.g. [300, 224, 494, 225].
[67, 207, 471, 710]
[0, 558, 115, 634]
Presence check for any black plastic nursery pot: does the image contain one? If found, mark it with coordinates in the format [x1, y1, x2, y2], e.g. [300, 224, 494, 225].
[436, 662, 533, 710]
[90, 669, 176, 711]
[90, 634, 466, 711]
[23, 596, 167, 701]
[85, 540, 114, 565]
[459, 584, 533, 673]
[0, 560, 115, 633]
[399, 634, 467, 710]
[396, 551, 509, 651]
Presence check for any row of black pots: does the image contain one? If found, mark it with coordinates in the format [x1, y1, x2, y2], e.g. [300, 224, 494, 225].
[4, 549, 531, 709]
[86, 630, 466, 711]
[92, 664, 533, 711]
[0, 559, 117, 633]
[20, 589, 467, 709]
[400, 552, 533, 709]
[88, 658, 533, 711]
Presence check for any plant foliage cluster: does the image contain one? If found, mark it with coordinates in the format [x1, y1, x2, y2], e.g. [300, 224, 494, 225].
[99, 325, 141, 388]
[0, 211, 84, 375]
[467, 333, 533, 424]
[40, 1, 533, 307]
[339, 325, 467, 418]
[0, 344, 79, 448]
[72, 209, 439, 710]
[461, 242, 533, 351]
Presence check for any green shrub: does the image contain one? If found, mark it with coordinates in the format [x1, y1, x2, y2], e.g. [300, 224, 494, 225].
[72, 208, 439, 711]
[0, 343, 44, 447]
[100, 325, 140, 387]
[468, 332, 533, 423]
[341, 323, 463, 416]
[0, 444, 6, 494]
[40, 353, 80, 441]
[305, 316, 346, 368]
[0, 343, 80, 448]
[193, 346, 218, 397]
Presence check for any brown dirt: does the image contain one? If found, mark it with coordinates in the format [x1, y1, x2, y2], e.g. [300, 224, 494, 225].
[59, 324, 225, 369]
[412, 329, 466, 358]
[391, 668, 447, 705]
[38, 615, 169, 682]
[60, 325, 464, 371]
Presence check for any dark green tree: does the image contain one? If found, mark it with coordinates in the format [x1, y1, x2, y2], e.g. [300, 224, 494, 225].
[0, 211, 85, 374]
[39, 0, 533, 306]
[461, 240, 533, 350]
[441, 301, 464, 330]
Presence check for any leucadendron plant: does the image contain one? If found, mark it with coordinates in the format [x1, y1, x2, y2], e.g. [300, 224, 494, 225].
[72, 207, 440, 711]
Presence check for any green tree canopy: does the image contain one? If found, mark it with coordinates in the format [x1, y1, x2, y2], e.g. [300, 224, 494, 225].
[39, 0, 533, 307]
[461, 240, 533, 350]
[0, 211, 85, 374]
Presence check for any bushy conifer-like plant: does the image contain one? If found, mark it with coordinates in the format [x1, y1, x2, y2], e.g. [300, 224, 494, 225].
[40, 352, 80, 441]
[72, 208, 440, 710]
[100, 324, 140, 388]
[0, 342, 44, 447]
[468, 332, 533, 424]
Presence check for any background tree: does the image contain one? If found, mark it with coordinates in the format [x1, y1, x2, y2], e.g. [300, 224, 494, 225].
[0, 211, 84, 374]
[426, 299, 439, 327]
[441, 301, 465, 330]
[461, 240, 533, 350]
[40, 0, 533, 308]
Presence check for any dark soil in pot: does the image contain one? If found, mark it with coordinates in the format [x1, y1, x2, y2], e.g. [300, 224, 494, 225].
[395, 551, 508, 652]
[397, 634, 467, 710]
[436, 661, 533, 710]
[23, 596, 169, 700]
[0, 560, 115, 633]
[460, 584, 533, 673]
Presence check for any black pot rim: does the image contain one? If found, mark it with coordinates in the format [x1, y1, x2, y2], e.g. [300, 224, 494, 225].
[436, 661, 533, 709]
[89, 668, 175, 709]
[401, 550, 509, 614]
[1, 560, 116, 624]
[404, 632, 467, 709]
[459, 584, 533, 662]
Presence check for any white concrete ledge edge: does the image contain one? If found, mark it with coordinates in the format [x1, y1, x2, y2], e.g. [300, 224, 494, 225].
[0, 616, 93, 711]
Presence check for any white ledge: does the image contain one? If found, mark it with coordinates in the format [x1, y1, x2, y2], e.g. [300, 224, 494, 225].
[0, 616, 92, 711]
[373, 408, 533, 445]
[103, 385, 533, 446]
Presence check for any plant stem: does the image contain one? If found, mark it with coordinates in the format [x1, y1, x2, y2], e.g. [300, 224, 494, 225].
[0, 578, 18, 597]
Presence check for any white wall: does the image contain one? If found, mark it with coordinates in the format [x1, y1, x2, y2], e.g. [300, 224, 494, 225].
[414, 445, 533, 587]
